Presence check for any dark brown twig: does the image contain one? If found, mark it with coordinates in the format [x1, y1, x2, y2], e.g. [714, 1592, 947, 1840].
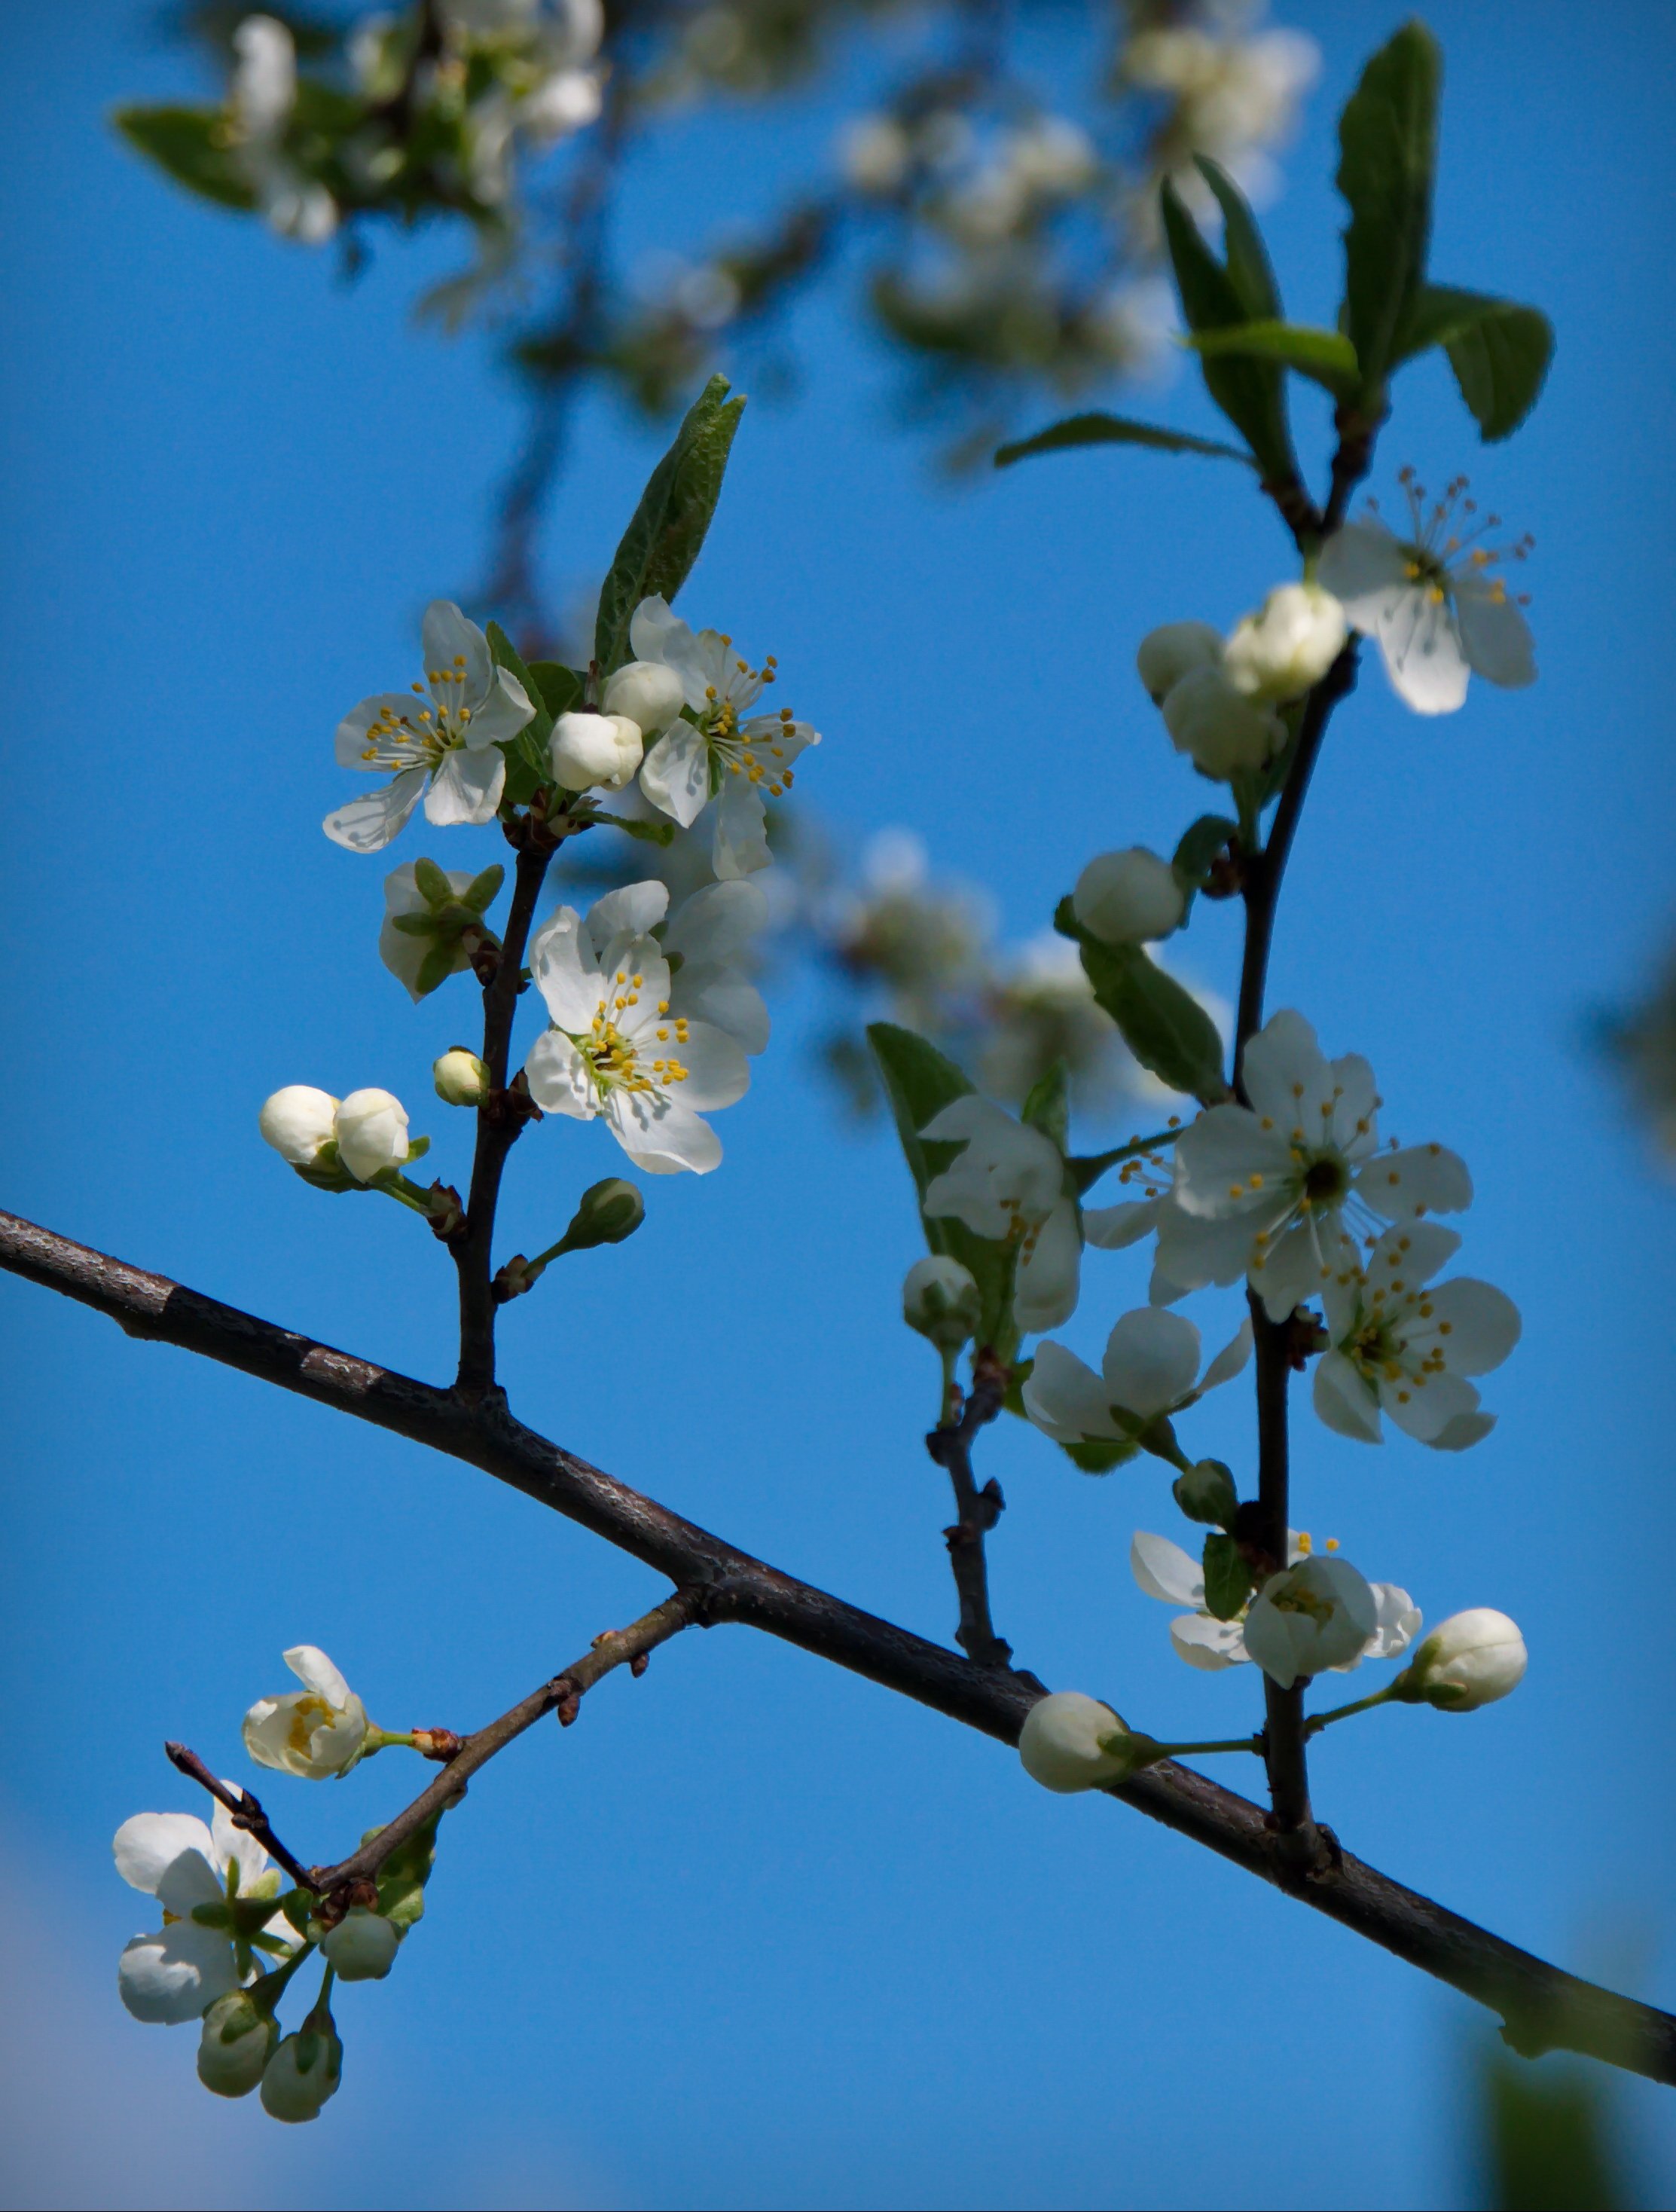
[925, 1356, 1011, 1667]
[163, 1743, 321, 1893]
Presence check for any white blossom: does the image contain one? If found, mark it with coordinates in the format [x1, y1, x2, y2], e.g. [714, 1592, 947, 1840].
[1073, 848, 1185, 945]
[434, 1047, 491, 1108]
[334, 1089, 412, 1184]
[243, 1645, 373, 1779]
[602, 660, 687, 736]
[1162, 663, 1286, 780]
[627, 596, 820, 878]
[1318, 472, 1535, 715]
[524, 882, 748, 1175]
[1131, 1531, 1419, 1679]
[661, 878, 772, 1054]
[1018, 1691, 1134, 1792]
[229, 17, 338, 243]
[1397, 1609, 1527, 1710]
[549, 710, 644, 795]
[841, 113, 912, 194]
[1159, 1009, 1472, 1320]
[259, 1086, 338, 1166]
[1313, 1221, 1520, 1450]
[1023, 1307, 1250, 1459]
[1137, 621, 1224, 705]
[1223, 582, 1348, 704]
[377, 859, 500, 1002]
[902, 1254, 981, 1348]
[1242, 1555, 1381, 1689]
[920, 1095, 1079, 1332]
[113, 1801, 292, 2025]
[324, 602, 535, 853]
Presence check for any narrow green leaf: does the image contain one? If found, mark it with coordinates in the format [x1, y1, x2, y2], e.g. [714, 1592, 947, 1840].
[113, 106, 258, 213]
[1059, 909, 1227, 1103]
[1336, 21, 1443, 385]
[1160, 179, 1297, 484]
[995, 413, 1253, 471]
[463, 864, 505, 915]
[1188, 322, 1361, 399]
[592, 811, 676, 845]
[1020, 1060, 1070, 1156]
[1192, 156, 1282, 321]
[414, 944, 457, 998]
[527, 661, 583, 719]
[1394, 283, 1553, 440]
[594, 375, 746, 677]
[1201, 1532, 1253, 1621]
[487, 622, 554, 806]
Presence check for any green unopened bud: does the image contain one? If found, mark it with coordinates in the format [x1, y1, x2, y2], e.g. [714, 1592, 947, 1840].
[321, 1908, 400, 1982]
[197, 1990, 279, 2099]
[433, 1048, 490, 1108]
[563, 1178, 645, 1251]
[1172, 1458, 1238, 1529]
[902, 1255, 982, 1349]
[260, 2015, 343, 2125]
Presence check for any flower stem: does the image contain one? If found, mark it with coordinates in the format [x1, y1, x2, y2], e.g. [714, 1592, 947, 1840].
[1149, 1736, 1262, 1759]
[1304, 1686, 1397, 1737]
[252, 1939, 316, 2015]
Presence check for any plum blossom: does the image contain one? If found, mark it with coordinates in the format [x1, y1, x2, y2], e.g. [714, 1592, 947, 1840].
[920, 1096, 1079, 1331]
[524, 882, 749, 1174]
[324, 602, 535, 853]
[1318, 471, 1535, 715]
[662, 878, 772, 1055]
[243, 1646, 373, 1779]
[1018, 1692, 1146, 1792]
[1395, 1609, 1527, 1711]
[1242, 1555, 1382, 1689]
[1313, 1221, 1521, 1450]
[229, 17, 337, 243]
[1131, 1529, 1420, 1679]
[1159, 1009, 1472, 1319]
[627, 596, 820, 878]
[1022, 1307, 1250, 1463]
[114, 1800, 295, 2024]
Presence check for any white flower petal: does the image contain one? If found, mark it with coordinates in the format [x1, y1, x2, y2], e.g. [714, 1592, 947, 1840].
[605, 1087, 722, 1175]
[664, 878, 769, 966]
[323, 768, 427, 852]
[283, 1646, 352, 1706]
[1024, 1342, 1122, 1443]
[524, 1029, 597, 1117]
[335, 692, 423, 770]
[528, 906, 603, 1033]
[420, 600, 490, 701]
[1130, 1530, 1203, 1608]
[665, 1020, 749, 1111]
[465, 666, 536, 746]
[1357, 1144, 1473, 1218]
[424, 743, 505, 827]
[1101, 1306, 1201, 1417]
[1313, 1349, 1384, 1443]
[1430, 1410, 1497, 1451]
[1380, 1367, 1483, 1445]
[1250, 1219, 1336, 1321]
[712, 776, 771, 879]
[1317, 521, 1411, 624]
[118, 1923, 238, 2025]
[1151, 1205, 1255, 1297]
[1376, 588, 1471, 714]
[639, 720, 712, 826]
[1171, 1107, 1293, 1220]
[1014, 1198, 1081, 1333]
[587, 881, 670, 954]
[209, 1797, 270, 1889]
[673, 972, 769, 1055]
[1420, 1278, 1521, 1375]
[1082, 1197, 1159, 1249]
[1240, 1009, 1332, 1129]
[1169, 1614, 1247, 1670]
[113, 1814, 215, 1899]
[1454, 577, 1536, 689]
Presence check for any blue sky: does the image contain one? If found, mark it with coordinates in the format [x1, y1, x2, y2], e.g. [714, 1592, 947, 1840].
[2, 3, 1674, 2207]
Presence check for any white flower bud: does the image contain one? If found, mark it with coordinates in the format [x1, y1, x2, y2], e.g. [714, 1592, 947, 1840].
[243, 1645, 371, 1779]
[1162, 665, 1286, 781]
[259, 1086, 340, 1166]
[1072, 848, 1185, 945]
[260, 2022, 343, 2123]
[197, 1990, 279, 2098]
[334, 1089, 411, 1183]
[902, 1255, 982, 1349]
[1018, 1691, 1151, 1792]
[321, 1908, 400, 1982]
[549, 710, 644, 794]
[1137, 620, 1223, 705]
[602, 661, 685, 736]
[433, 1048, 490, 1108]
[1396, 1609, 1527, 1712]
[1223, 582, 1348, 704]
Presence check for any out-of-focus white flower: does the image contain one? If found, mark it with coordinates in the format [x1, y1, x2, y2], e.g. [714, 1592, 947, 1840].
[1224, 582, 1348, 704]
[1319, 473, 1535, 715]
[1018, 1691, 1143, 1792]
[549, 710, 644, 794]
[114, 1801, 292, 2024]
[229, 16, 339, 243]
[841, 113, 911, 194]
[662, 878, 772, 1054]
[1005, 116, 1097, 198]
[920, 1095, 1079, 1332]
[1023, 1307, 1250, 1457]
[243, 1646, 373, 1779]
[1162, 663, 1286, 780]
[1395, 1608, 1527, 1710]
[1073, 848, 1186, 945]
[259, 1086, 339, 1166]
[1137, 621, 1224, 705]
[1131, 1532, 1420, 1682]
[1126, 21, 1319, 219]
[1242, 1554, 1380, 1689]
[334, 1089, 411, 1184]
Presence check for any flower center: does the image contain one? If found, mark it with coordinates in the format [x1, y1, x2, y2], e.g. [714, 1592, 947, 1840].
[1272, 1582, 1334, 1624]
[359, 653, 475, 771]
[1302, 1156, 1348, 1205]
[576, 973, 690, 1098]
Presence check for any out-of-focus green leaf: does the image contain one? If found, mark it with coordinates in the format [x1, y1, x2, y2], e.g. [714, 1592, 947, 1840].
[994, 414, 1254, 470]
[1188, 322, 1361, 399]
[1055, 900, 1227, 1104]
[591, 811, 676, 845]
[114, 106, 257, 213]
[1192, 156, 1283, 322]
[1160, 178, 1296, 485]
[1061, 1437, 1139, 1474]
[1336, 21, 1442, 386]
[1172, 814, 1238, 894]
[1020, 1060, 1070, 1156]
[1394, 285, 1554, 440]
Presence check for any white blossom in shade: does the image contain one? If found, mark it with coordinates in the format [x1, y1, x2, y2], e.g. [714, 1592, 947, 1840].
[1018, 1691, 1131, 1792]
[1317, 472, 1536, 715]
[1397, 1609, 1527, 1710]
[229, 16, 338, 243]
[113, 1801, 291, 2025]
[1161, 1009, 1472, 1320]
[549, 710, 644, 795]
[627, 595, 820, 878]
[378, 860, 492, 1002]
[1073, 848, 1185, 945]
[258, 1086, 338, 1166]
[334, 1089, 411, 1183]
[1023, 1308, 1250, 1456]
[1223, 582, 1347, 705]
[902, 1255, 982, 1348]
[324, 601, 535, 852]
[1137, 620, 1223, 705]
[661, 878, 771, 1055]
[1162, 664, 1287, 780]
[1242, 1554, 1380, 1689]
[433, 1047, 490, 1107]
[321, 1908, 400, 1981]
[524, 882, 748, 1175]
[1313, 1221, 1521, 1450]
[197, 1990, 279, 2097]
[1130, 1531, 1419, 1677]
[243, 1646, 372, 1780]
[920, 1095, 1079, 1331]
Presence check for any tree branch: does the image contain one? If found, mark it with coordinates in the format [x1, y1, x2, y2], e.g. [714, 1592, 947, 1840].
[5, 1208, 1674, 2084]
[925, 1355, 1014, 1670]
[163, 1745, 322, 1894]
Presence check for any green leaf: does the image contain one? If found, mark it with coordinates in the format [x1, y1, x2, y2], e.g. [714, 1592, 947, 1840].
[373, 1813, 441, 1933]
[487, 622, 556, 807]
[1201, 1532, 1253, 1621]
[1173, 1458, 1239, 1529]
[114, 106, 258, 213]
[1336, 21, 1443, 386]
[404, 1135, 431, 1163]
[485, 622, 551, 741]
[594, 375, 746, 677]
[412, 857, 453, 907]
[1056, 905, 1227, 1102]
[591, 811, 677, 845]
[1019, 1060, 1070, 1156]
[527, 660, 583, 719]
[463, 864, 505, 915]
[1060, 1437, 1140, 1475]
[1172, 814, 1238, 893]
[414, 943, 457, 997]
[1192, 156, 1283, 321]
[1188, 322, 1361, 399]
[1160, 178, 1297, 485]
[1394, 284, 1553, 440]
[994, 413, 1253, 471]
[1000, 1357, 1034, 1419]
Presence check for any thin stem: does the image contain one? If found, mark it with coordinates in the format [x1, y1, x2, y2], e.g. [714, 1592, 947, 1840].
[924, 1358, 1012, 1669]
[453, 839, 554, 1397]
[164, 1744, 320, 1894]
[1305, 1687, 1397, 1737]
[1149, 1737, 1262, 1758]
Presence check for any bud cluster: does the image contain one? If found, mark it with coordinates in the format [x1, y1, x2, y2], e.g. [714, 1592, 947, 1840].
[1137, 582, 1347, 785]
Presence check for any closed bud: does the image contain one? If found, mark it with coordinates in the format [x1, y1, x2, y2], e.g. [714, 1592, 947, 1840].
[602, 661, 686, 735]
[259, 1086, 340, 1166]
[1162, 665, 1286, 781]
[197, 1990, 279, 2099]
[549, 710, 644, 794]
[334, 1089, 411, 1183]
[260, 2018, 343, 2124]
[1137, 620, 1223, 705]
[902, 1255, 982, 1349]
[563, 1176, 646, 1251]
[433, 1048, 490, 1108]
[1171, 1458, 1238, 1529]
[1073, 847, 1185, 945]
[1223, 583, 1348, 704]
[321, 1907, 400, 1983]
[1019, 1692, 1161, 1792]
[1393, 1609, 1527, 1712]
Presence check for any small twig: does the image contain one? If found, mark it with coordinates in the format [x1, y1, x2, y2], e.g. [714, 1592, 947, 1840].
[925, 1355, 1012, 1668]
[164, 1743, 322, 1894]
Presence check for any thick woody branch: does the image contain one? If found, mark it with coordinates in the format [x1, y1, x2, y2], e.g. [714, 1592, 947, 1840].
[5, 1208, 1674, 2083]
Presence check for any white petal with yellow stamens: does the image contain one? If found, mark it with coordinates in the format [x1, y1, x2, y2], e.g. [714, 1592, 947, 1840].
[1013, 1194, 1081, 1332]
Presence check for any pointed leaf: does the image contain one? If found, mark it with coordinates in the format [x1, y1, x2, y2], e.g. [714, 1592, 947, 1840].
[1394, 284, 1553, 440]
[1160, 179, 1297, 485]
[1056, 904, 1226, 1103]
[1201, 1532, 1253, 1621]
[995, 413, 1253, 471]
[1188, 322, 1360, 399]
[1336, 22, 1442, 385]
[1192, 156, 1282, 321]
[114, 106, 258, 212]
[527, 661, 583, 719]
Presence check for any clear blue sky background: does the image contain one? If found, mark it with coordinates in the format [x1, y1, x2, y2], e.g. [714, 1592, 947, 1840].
[2, 4, 1673, 2207]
